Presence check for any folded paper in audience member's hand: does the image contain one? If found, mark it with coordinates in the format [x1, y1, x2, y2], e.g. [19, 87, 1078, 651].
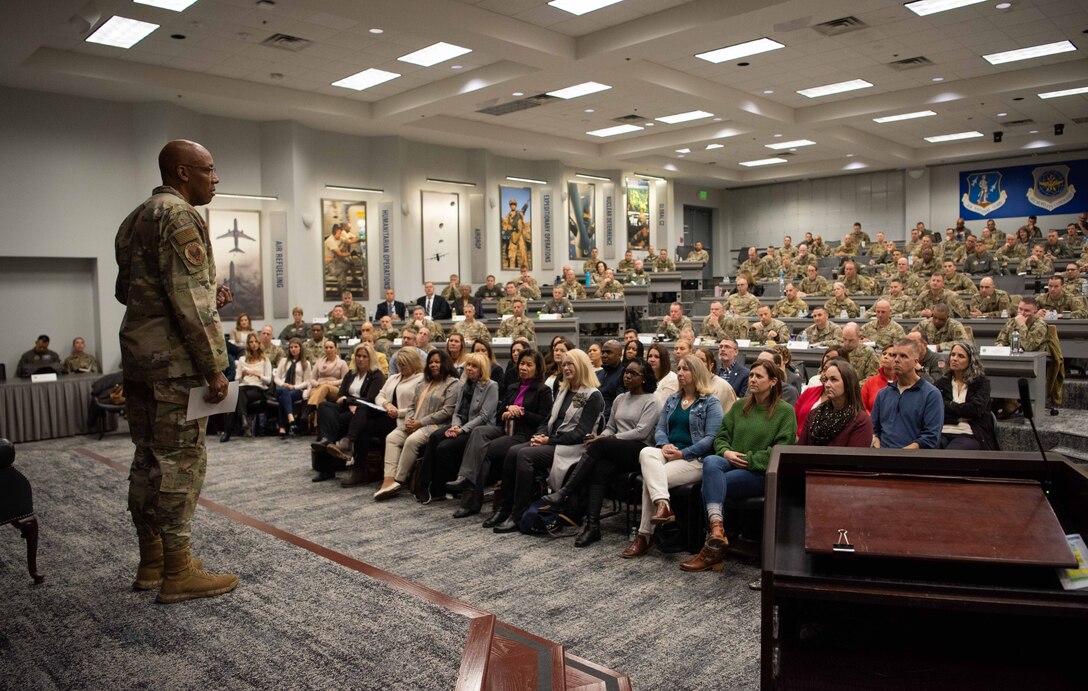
[186, 381, 240, 421]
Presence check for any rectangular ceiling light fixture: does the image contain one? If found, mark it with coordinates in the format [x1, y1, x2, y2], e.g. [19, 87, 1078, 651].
[332, 68, 400, 91]
[215, 193, 279, 201]
[548, 0, 624, 16]
[695, 37, 785, 64]
[547, 81, 612, 99]
[739, 157, 788, 167]
[656, 110, 714, 124]
[85, 16, 159, 48]
[635, 173, 666, 181]
[797, 79, 873, 98]
[507, 176, 548, 185]
[134, 0, 199, 10]
[983, 40, 1076, 65]
[326, 185, 384, 193]
[675, 148, 691, 154]
[576, 173, 612, 181]
[1038, 85, 1088, 99]
[587, 124, 643, 137]
[924, 130, 984, 143]
[705, 143, 724, 150]
[398, 42, 472, 67]
[426, 178, 477, 187]
[905, 0, 986, 17]
[873, 110, 937, 123]
[765, 139, 815, 150]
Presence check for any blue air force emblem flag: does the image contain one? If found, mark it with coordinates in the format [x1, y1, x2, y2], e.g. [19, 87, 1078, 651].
[962, 171, 1007, 216]
[1027, 164, 1076, 211]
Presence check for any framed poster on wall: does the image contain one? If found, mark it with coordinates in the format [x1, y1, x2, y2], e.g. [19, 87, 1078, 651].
[422, 191, 460, 283]
[567, 181, 595, 260]
[320, 199, 368, 302]
[499, 185, 532, 270]
[625, 178, 650, 250]
[208, 209, 263, 321]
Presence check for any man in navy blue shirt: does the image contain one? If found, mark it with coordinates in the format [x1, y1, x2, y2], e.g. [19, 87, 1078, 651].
[717, 338, 749, 397]
[596, 340, 625, 419]
[871, 338, 943, 449]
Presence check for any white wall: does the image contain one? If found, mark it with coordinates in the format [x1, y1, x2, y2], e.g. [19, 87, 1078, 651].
[725, 171, 907, 251]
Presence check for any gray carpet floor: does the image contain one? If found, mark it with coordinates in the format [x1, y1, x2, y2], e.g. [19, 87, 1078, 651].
[3, 430, 763, 690]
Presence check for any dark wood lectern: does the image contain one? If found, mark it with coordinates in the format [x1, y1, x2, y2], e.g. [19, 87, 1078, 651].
[762, 448, 1088, 690]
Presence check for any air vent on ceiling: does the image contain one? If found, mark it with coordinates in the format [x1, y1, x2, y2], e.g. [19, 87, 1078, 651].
[612, 114, 643, 123]
[261, 33, 312, 52]
[1003, 118, 1035, 127]
[1072, 116, 1088, 125]
[476, 94, 557, 116]
[811, 16, 868, 37]
[887, 56, 933, 71]
[776, 151, 797, 157]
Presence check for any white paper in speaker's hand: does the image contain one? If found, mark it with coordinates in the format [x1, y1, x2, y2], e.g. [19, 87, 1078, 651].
[187, 381, 240, 421]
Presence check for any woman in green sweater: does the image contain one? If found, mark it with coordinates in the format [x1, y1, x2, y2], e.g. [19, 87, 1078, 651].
[681, 360, 796, 572]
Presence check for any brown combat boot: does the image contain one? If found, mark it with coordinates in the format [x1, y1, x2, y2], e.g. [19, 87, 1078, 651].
[157, 546, 238, 604]
[133, 538, 203, 591]
[679, 544, 725, 572]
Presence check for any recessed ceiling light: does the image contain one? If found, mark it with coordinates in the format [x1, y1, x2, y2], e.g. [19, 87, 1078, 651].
[547, 81, 611, 99]
[996, 2, 1011, 9]
[450, 64, 463, 70]
[1038, 85, 1088, 99]
[677, 155, 685, 158]
[656, 110, 714, 124]
[766, 139, 815, 150]
[512, 91, 524, 97]
[712, 117, 722, 122]
[845, 153, 855, 157]
[872, 110, 937, 123]
[983, 40, 1076, 65]
[932, 76, 945, 82]
[85, 16, 159, 49]
[773, 133, 782, 137]
[996, 112, 1007, 117]
[1029, 129, 1039, 134]
[369, 28, 384, 34]
[706, 143, 724, 150]
[924, 130, 985, 143]
[905, 0, 987, 17]
[739, 157, 788, 167]
[331, 68, 400, 91]
[797, 79, 873, 98]
[675, 148, 691, 154]
[695, 37, 785, 64]
[507, 176, 548, 185]
[548, 0, 624, 15]
[763, 89, 774, 94]
[398, 42, 472, 67]
[644, 122, 654, 127]
[586, 124, 643, 137]
[584, 108, 594, 113]
[134, 0, 199, 10]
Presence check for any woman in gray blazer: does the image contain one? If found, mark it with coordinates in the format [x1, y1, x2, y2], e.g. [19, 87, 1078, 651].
[415, 352, 500, 502]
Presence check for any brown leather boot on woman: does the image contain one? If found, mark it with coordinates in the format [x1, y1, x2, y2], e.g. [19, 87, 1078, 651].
[622, 532, 653, 558]
[707, 519, 729, 549]
[649, 500, 674, 525]
[679, 543, 725, 572]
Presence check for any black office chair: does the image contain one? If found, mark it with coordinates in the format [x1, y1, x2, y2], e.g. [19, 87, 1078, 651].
[88, 372, 125, 439]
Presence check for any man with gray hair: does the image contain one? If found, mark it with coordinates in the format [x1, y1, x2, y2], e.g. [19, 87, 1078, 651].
[860, 299, 905, 350]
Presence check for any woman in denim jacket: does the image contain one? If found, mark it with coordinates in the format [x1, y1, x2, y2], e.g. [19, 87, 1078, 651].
[622, 354, 724, 559]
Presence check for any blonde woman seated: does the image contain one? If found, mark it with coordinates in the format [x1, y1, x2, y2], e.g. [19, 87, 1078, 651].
[374, 349, 460, 500]
[682, 360, 796, 572]
[693, 347, 738, 413]
[305, 340, 348, 408]
[490, 349, 604, 533]
[221, 333, 271, 441]
[624, 354, 724, 559]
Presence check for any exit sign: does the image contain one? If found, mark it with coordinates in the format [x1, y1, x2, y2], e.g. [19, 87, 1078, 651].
[698, 190, 708, 200]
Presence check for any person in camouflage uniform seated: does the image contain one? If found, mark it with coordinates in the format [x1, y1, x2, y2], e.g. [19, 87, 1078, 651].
[912, 303, 969, 352]
[62, 336, 100, 373]
[542, 284, 574, 317]
[773, 283, 809, 317]
[841, 323, 880, 380]
[594, 269, 625, 299]
[450, 303, 491, 344]
[336, 290, 367, 323]
[840, 261, 879, 296]
[803, 307, 843, 347]
[738, 246, 765, 280]
[324, 305, 353, 341]
[824, 283, 860, 319]
[1036, 275, 1087, 317]
[701, 301, 748, 342]
[303, 323, 326, 364]
[881, 279, 915, 319]
[657, 302, 693, 340]
[686, 241, 709, 263]
[407, 305, 444, 340]
[750, 305, 790, 345]
[940, 260, 978, 296]
[725, 275, 761, 317]
[495, 298, 535, 342]
[969, 277, 1012, 318]
[651, 248, 676, 272]
[798, 264, 832, 297]
[1023, 243, 1053, 277]
[860, 300, 906, 351]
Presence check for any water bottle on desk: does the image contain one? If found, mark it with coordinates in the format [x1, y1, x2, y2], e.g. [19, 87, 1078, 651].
[778, 269, 785, 292]
[585, 271, 592, 287]
[1011, 330, 1021, 354]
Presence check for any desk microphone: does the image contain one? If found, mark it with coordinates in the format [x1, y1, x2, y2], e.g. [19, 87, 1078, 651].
[1019, 377, 1052, 493]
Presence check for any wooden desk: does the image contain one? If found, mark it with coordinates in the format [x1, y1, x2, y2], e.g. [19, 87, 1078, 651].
[763, 447, 1088, 690]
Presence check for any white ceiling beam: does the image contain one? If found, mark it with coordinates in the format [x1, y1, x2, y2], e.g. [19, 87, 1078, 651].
[406, 115, 600, 159]
[371, 61, 538, 121]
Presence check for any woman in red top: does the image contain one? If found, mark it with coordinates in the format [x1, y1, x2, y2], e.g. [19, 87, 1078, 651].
[798, 360, 872, 448]
[861, 344, 896, 414]
[794, 347, 842, 433]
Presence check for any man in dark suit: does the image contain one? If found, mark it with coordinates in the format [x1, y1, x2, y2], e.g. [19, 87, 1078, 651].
[375, 288, 406, 321]
[417, 281, 452, 320]
[716, 337, 749, 397]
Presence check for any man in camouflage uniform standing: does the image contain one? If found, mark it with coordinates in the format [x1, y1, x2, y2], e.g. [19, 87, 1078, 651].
[116, 140, 237, 604]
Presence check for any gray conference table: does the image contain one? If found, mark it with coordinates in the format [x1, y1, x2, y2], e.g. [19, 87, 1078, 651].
[0, 372, 107, 443]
